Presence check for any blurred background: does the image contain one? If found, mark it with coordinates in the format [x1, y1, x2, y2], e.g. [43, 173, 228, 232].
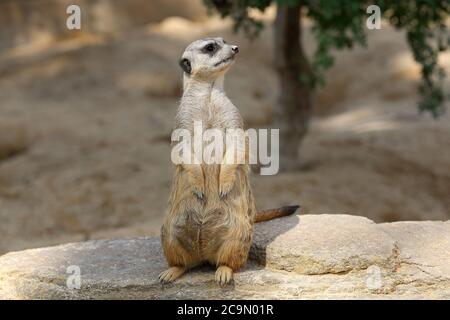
[0, 0, 449, 255]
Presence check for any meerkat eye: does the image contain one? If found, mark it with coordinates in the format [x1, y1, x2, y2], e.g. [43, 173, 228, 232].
[205, 43, 215, 52]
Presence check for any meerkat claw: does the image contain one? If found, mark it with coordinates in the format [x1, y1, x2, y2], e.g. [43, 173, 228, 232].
[218, 179, 234, 199]
[193, 191, 204, 200]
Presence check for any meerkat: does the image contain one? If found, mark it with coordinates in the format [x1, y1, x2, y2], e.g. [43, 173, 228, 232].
[159, 37, 299, 285]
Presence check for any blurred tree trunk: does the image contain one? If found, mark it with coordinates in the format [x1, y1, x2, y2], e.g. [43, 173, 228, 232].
[273, 4, 312, 171]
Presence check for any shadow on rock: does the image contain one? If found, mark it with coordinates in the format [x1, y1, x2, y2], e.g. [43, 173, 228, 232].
[249, 210, 301, 267]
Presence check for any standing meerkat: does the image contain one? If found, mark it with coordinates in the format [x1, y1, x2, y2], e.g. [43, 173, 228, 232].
[159, 37, 299, 285]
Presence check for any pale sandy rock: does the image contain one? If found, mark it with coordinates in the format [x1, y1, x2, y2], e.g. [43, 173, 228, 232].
[251, 214, 399, 274]
[379, 220, 450, 295]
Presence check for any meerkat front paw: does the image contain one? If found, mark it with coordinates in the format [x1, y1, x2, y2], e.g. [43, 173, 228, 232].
[219, 165, 236, 199]
[215, 266, 233, 285]
[182, 163, 205, 201]
[219, 183, 234, 199]
[193, 188, 205, 201]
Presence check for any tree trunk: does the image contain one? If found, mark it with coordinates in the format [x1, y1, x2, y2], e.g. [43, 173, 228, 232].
[273, 4, 312, 171]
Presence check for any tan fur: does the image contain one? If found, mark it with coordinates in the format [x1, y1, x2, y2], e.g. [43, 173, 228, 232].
[159, 38, 297, 285]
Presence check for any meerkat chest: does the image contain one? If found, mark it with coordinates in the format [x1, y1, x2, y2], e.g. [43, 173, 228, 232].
[178, 90, 239, 130]
[202, 95, 234, 128]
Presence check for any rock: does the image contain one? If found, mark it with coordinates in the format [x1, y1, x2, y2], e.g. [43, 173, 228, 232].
[379, 221, 450, 296]
[251, 214, 399, 274]
[0, 214, 449, 299]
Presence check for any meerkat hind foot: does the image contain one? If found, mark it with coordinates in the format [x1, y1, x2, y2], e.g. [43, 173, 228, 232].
[215, 266, 233, 285]
[159, 266, 186, 283]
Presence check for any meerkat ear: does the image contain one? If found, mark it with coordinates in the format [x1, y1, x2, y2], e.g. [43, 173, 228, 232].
[179, 58, 191, 74]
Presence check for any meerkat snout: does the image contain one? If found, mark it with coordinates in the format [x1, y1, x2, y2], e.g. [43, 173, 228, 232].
[179, 37, 238, 80]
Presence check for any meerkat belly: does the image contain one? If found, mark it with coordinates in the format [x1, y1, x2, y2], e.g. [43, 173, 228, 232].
[173, 207, 231, 259]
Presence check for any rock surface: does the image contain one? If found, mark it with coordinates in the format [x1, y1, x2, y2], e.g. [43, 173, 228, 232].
[0, 214, 449, 299]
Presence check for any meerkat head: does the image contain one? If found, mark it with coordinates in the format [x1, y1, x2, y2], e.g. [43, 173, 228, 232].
[179, 37, 239, 81]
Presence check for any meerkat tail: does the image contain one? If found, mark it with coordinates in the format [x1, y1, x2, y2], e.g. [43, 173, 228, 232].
[254, 205, 300, 223]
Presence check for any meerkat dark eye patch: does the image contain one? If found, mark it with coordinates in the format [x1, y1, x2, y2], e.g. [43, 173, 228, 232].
[179, 58, 191, 74]
[202, 42, 218, 56]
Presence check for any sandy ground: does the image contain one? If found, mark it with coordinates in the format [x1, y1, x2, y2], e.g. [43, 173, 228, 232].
[0, 13, 449, 254]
